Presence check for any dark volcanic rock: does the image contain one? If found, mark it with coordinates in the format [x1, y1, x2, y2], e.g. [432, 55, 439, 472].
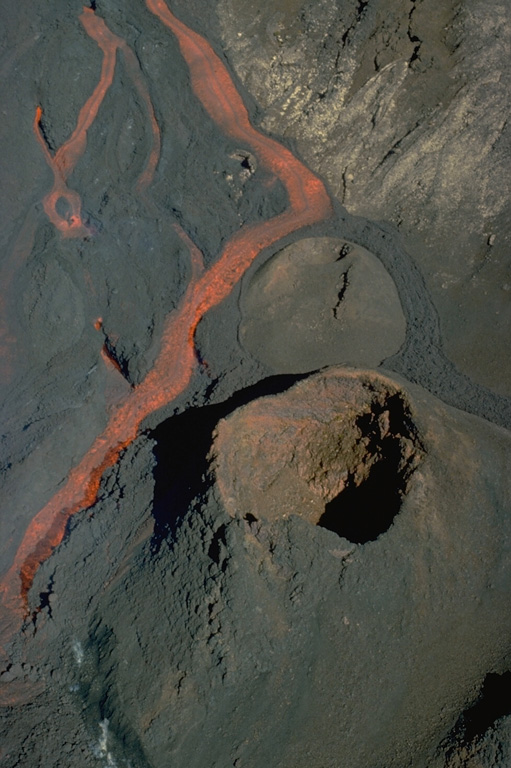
[212, 368, 421, 534]
[1, 0, 510, 766]
[217, 0, 511, 396]
[239, 236, 406, 373]
[5, 368, 506, 768]
[0, 0, 285, 582]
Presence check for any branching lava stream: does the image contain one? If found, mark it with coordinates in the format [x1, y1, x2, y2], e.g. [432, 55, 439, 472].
[0, 0, 332, 701]
[33, 7, 161, 236]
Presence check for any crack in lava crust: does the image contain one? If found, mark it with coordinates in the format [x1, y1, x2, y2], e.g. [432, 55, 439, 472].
[0, 0, 332, 695]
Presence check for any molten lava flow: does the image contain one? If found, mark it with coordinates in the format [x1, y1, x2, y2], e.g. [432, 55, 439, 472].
[34, 7, 161, 235]
[32, 8, 118, 237]
[1, 234, 201, 621]
[0, 1, 332, 693]
[145, 0, 328, 224]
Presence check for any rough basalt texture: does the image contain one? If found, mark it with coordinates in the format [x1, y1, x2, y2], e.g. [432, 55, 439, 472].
[217, 0, 511, 396]
[5, 368, 507, 768]
[0, 0, 510, 766]
[212, 368, 421, 532]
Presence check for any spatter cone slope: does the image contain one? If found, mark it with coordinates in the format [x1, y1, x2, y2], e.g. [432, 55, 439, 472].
[43, 368, 511, 768]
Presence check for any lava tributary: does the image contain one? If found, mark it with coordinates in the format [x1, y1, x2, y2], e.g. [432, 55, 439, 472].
[0, 0, 332, 701]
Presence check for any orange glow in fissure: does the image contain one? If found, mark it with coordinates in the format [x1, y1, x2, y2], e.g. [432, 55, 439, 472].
[0, 1, 332, 692]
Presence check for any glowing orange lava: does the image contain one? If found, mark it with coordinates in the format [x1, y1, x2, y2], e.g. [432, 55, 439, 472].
[33, 7, 160, 236]
[1, 1, 332, 702]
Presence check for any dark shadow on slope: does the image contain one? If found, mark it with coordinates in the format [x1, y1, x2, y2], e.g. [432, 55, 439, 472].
[459, 672, 511, 741]
[150, 373, 311, 551]
[440, 670, 511, 764]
